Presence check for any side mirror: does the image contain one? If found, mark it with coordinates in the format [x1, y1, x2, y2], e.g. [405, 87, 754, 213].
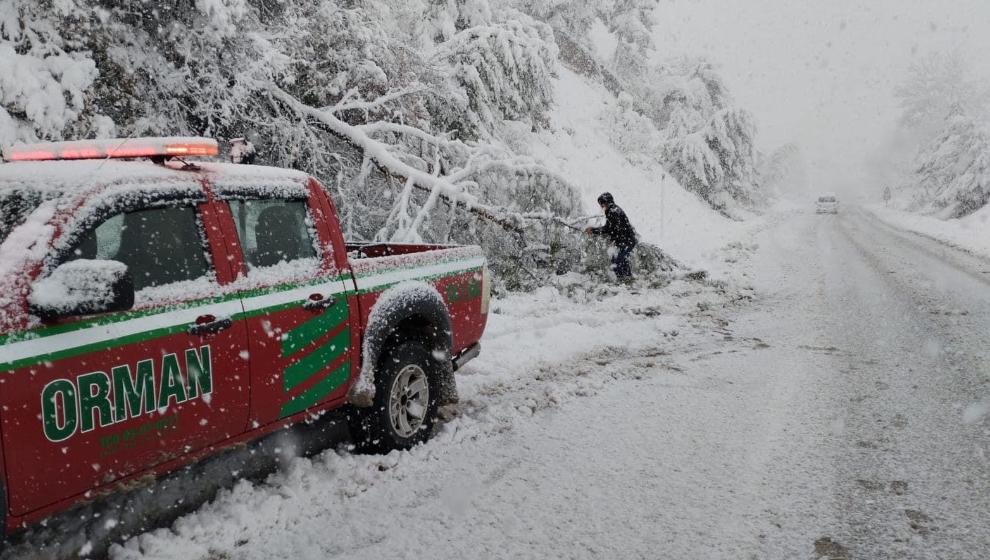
[29, 259, 135, 321]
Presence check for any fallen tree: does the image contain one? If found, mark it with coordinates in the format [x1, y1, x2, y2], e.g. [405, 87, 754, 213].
[269, 85, 680, 289]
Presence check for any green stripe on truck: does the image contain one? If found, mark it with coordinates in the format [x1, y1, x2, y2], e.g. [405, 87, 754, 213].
[0, 275, 347, 348]
[282, 328, 350, 392]
[0, 259, 480, 372]
[281, 301, 348, 358]
[0, 323, 190, 372]
[279, 361, 351, 418]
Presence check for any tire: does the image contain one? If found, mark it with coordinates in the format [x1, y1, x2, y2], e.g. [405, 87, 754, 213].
[348, 341, 442, 453]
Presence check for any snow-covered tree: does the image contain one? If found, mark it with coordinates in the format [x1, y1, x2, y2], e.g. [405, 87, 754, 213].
[604, 0, 656, 89]
[759, 143, 807, 198]
[895, 51, 985, 143]
[912, 109, 990, 218]
[435, 16, 558, 137]
[891, 50, 990, 217]
[514, 0, 602, 44]
[647, 59, 761, 211]
[600, 92, 660, 165]
[0, 0, 101, 145]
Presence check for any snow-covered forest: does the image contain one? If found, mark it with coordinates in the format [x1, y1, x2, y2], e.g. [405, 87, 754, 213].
[888, 51, 990, 218]
[0, 0, 764, 287]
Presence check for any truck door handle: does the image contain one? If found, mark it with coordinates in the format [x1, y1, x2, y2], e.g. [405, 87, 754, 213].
[189, 315, 233, 335]
[303, 293, 337, 311]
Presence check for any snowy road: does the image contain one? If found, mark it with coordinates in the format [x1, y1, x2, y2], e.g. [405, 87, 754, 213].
[703, 205, 990, 559]
[735, 206, 990, 559]
[112, 207, 990, 560]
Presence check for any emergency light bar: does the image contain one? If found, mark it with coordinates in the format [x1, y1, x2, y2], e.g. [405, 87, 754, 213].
[2, 137, 219, 162]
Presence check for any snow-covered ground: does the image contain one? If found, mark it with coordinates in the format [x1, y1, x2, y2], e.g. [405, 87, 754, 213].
[110, 274, 750, 559]
[106, 204, 990, 560]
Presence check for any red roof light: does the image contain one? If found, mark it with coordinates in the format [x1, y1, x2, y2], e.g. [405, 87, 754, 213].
[2, 137, 219, 162]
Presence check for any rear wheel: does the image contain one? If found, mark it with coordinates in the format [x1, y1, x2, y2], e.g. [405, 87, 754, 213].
[349, 341, 442, 452]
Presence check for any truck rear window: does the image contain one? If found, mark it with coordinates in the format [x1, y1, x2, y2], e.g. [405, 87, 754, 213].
[230, 199, 318, 270]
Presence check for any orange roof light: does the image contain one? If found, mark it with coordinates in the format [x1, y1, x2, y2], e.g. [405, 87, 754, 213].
[2, 137, 219, 162]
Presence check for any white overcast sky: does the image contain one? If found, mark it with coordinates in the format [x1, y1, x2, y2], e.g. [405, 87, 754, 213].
[652, 0, 990, 197]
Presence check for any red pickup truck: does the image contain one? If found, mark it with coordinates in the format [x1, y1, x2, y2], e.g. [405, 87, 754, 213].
[0, 137, 489, 538]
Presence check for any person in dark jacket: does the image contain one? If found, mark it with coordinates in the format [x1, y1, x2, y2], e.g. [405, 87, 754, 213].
[585, 192, 637, 280]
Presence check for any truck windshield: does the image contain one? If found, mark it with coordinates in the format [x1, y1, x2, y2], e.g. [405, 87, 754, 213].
[0, 189, 45, 247]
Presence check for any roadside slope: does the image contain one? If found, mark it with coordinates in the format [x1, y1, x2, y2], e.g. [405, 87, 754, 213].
[527, 67, 747, 268]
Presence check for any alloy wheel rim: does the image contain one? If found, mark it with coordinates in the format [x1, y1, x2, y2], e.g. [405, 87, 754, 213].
[388, 364, 429, 438]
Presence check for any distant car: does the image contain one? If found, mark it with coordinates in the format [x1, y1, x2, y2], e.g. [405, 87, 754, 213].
[816, 194, 839, 214]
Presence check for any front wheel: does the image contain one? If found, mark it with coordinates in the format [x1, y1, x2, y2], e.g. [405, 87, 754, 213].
[348, 341, 442, 452]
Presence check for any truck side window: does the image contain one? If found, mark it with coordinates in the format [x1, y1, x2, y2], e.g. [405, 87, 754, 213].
[229, 199, 318, 271]
[69, 206, 211, 293]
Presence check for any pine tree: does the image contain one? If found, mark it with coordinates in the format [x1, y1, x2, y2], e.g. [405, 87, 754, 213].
[914, 109, 990, 218]
[648, 59, 762, 211]
[605, 0, 656, 89]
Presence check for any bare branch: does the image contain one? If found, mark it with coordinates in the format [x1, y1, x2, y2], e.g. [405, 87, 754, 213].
[270, 84, 529, 234]
[327, 85, 428, 114]
[360, 121, 466, 150]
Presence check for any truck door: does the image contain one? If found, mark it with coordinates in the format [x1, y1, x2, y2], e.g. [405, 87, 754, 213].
[0, 192, 251, 516]
[211, 182, 357, 426]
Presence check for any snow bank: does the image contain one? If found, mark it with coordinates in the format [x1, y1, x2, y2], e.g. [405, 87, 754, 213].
[866, 205, 990, 261]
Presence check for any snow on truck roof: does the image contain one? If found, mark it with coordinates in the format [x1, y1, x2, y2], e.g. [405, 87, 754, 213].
[0, 136, 311, 256]
[0, 136, 310, 195]
[2, 137, 220, 162]
[0, 159, 309, 191]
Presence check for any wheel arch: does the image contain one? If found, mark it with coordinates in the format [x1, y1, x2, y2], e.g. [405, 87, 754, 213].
[348, 281, 456, 408]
